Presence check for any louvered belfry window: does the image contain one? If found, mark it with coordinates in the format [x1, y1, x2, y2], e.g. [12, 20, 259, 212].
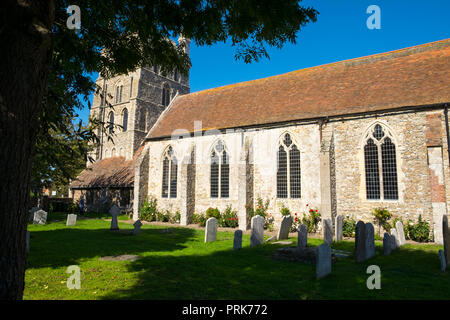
[162, 146, 177, 198]
[277, 133, 301, 199]
[364, 124, 398, 200]
[210, 140, 229, 198]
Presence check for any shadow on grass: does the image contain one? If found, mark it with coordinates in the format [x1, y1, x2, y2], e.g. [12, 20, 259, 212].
[26, 226, 197, 269]
[101, 238, 449, 300]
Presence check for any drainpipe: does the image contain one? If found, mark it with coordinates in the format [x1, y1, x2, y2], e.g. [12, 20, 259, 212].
[445, 104, 450, 168]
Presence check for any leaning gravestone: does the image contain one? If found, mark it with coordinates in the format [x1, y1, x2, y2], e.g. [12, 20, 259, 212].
[323, 218, 333, 245]
[439, 249, 446, 272]
[390, 228, 399, 249]
[316, 243, 332, 279]
[204, 217, 218, 243]
[443, 215, 450, 267]
[133, 220, 143, 235]
[365, 223, 375, 260]
[335, 215, 343, 242]
[109, 205, 120, 231]
[233, 230, 243, 250]
[396, 221, 406, 246]
[277, 215, 293, 240]
[354, 221, 366, 262]
[383, 233, 392, 256]
[250, 215, 264, 247]
[298, 224, 308, 248]
[33, 209, 47, 225]
[66, 214, 77, 226]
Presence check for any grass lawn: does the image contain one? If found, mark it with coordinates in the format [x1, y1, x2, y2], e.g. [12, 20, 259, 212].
[24, 213, 450, 300]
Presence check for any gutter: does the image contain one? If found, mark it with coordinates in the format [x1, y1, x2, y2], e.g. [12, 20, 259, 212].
[445, 104, 450, 167]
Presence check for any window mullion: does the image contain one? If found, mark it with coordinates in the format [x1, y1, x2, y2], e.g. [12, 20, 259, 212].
[377, 143, 384, 201]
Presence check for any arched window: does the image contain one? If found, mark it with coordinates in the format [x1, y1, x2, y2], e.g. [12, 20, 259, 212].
[162, 84, 171, 106]
[174, 69, 179, 82]
[161, 146, 178, 198]
[364, 123, 398, 200]
[210, 140, 229, 198]
[122, 108, 128, 132]
[153, 65, 159, 74]
[277, 133, 301, 198]
[108, 111, 114, 134]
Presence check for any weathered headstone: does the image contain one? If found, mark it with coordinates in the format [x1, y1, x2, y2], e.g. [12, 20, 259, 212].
[233, 230, 243, 250]
[365, 223, 375, 260]
[383, 233, 392, 255]
[298, 224, 308, 248]
[133, 220, 143, 235]
[66, 214, 77, 226]
[335, 215, 343, 242]
[204, 217, 218, 242]
[390, 228, 399, 249]
[33, 209, 47, 225]
[250, 215, 264, 247]
[29, 207, 39, 222]
[443, 215, 450, 267]
[439, 249, 446, 272]
[26, 231, 30, 253]
[354, 221, 366, 262]
[395, 221, 406, 246]
[323, 218, 333, 245]
[109, 205, 120, 230]
[316, 243, 332, 279]
[277, 215, 293, 240]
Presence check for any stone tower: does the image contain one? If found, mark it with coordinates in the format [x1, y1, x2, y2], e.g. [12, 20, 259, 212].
[88, 40, 190, 163]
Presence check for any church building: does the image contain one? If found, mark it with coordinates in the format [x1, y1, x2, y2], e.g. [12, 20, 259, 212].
[72, 39, 450, 243]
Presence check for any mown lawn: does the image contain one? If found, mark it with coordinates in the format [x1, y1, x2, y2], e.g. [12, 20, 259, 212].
[24, 214, 450, 300]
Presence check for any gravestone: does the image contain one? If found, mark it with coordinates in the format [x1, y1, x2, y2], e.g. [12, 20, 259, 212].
[390, 228, 399, 249]
[335, 215, 343, 242]
[443, 215, 450, 267]
[133, 220, 143, 235]
[204, 217, 218, 243]
[33, 209, 47, 225]
[66, 214, 77, 226]
[277, 215, 293, 240]
[383, 233, 392, 256]
[250, 215, 264, 247]
[29, 207, 39, 222]
[365, 223, 375, 260]
[109, 205, 120, 230]
[323, 218, 333, 245]
[439, 249, 446, 272]
[26, 231, 30, 253]
[354, 221, 366, 262]
[396, 221, 406, 246]
[233, 230, 243, 250]
[316, 243, 332, 279]
[298, 224, 308, 248]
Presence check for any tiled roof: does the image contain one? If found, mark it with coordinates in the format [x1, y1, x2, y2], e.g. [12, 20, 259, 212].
[70, 146, 144, 188]
[147, 39, 450, 140]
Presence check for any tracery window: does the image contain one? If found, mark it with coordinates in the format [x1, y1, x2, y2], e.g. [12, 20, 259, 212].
[210, 140, 229, 198]
[161, 146, 178, 198]
[122, 108, 128, 132]
[277, 133, 301, 198]
[162, 84, 171, 106]
[108, 111, 114, 134]
[364, 124, 398, 200]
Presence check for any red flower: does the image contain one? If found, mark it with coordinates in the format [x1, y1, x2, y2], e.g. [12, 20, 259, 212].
[315, 210, 318, 212]
[295, 212, 297, 215]
[295, 217, 298, 221]
[306, 204, 309, 206]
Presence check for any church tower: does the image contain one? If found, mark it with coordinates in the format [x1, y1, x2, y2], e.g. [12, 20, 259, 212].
[88, 38, 190, 163]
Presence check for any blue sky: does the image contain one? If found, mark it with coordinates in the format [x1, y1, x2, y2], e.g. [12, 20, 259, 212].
[77, 0, 450, 124]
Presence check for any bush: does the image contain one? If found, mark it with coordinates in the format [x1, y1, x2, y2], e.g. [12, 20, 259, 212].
[206, 207, 221, 220]
[139, 197, 158, 222]
[342, 216, 356, 237]
[280, 204, 291, 216]
[157, 210, 170, 222]
[291, 211, 301, 232]
[247, 198, 273, 230]
[407, 215, 431, 242]
[219, 205, 239, 228]
[169, 211, 181, 224]
[192, 213, 207, 227]
[372, 207, 392, 235]
[302, 204, 321, 233]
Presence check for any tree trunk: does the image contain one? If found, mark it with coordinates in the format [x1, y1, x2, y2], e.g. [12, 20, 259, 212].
[0, 0, 54, 299]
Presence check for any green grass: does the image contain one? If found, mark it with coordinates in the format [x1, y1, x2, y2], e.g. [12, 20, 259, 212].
[24, 216, 450, 300]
